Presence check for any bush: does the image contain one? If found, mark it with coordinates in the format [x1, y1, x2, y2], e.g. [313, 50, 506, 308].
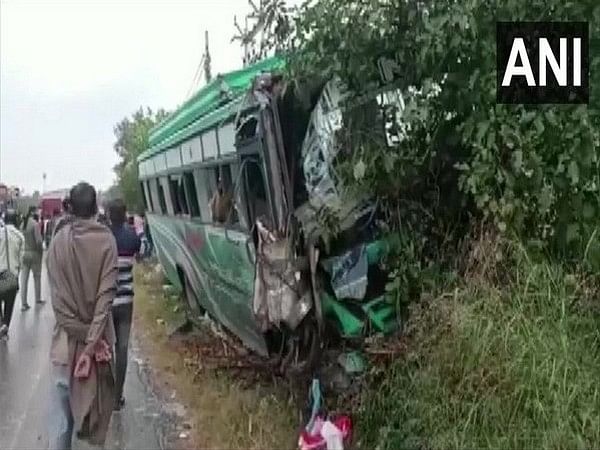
[288, 0, 600, 268]
[358, 242, 600, 449]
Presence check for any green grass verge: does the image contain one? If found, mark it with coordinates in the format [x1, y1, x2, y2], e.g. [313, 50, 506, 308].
[358, 246, 600, 449]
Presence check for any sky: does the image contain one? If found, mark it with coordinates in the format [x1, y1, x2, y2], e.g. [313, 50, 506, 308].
[0, 0, 254, 194]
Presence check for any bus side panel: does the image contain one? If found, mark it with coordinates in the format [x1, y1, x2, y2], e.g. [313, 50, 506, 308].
[147, 214, 268, 356]
[146, 214, 182, 290]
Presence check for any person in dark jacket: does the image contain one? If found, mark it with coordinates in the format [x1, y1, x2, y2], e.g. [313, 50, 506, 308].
[107, 198, 141, 410]
[20, 206, 44, 310]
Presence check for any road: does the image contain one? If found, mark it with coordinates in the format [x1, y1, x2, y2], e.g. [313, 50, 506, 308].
[0, 262, 166, 450]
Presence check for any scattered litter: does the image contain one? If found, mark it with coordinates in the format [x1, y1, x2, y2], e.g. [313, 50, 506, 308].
[337, 351, 366, 374]
[299, 379, 352, 450]
[306, 379, 322, 432]
[178, 432, 189, 439]
[299, 416, 352, 450]
[321, 420, 344, 450]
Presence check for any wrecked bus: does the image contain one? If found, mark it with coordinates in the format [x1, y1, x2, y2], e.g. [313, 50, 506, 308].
[137, 56, 397, 371]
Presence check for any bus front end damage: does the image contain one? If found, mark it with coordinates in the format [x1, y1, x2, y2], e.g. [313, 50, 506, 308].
[249, 76, 397, 372]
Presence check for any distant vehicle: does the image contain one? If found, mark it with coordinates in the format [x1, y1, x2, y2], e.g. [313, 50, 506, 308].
[40, 198, 62, 220]
[39, 189, 69, 220]
[137, 57, 395, 372]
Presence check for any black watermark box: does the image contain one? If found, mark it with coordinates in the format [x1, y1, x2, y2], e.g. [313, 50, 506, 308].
[497, 21, 589, 104]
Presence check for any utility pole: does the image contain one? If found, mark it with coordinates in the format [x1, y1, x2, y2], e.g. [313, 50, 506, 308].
[203, 30, 212, 83]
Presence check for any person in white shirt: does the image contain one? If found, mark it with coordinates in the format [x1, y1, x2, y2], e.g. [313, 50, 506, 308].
[0, 209, 24, 339]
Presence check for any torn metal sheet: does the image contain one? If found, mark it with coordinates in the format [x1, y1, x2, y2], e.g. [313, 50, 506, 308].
[298, 79, 375, 246]
[301, 80, 346, 210]
[321, 244, 368, 300]
[253, 220, 312, 332]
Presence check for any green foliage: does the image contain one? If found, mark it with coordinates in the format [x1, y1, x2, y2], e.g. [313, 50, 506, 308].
[113, 107, 168, 213]
[288, 0, 600, 268]
[283, 2, 600, 445]
[232, 0, 296, 65]
[359, 247, 600, 449]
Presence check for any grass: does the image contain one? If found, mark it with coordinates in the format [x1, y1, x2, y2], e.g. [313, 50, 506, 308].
[132, 263, 298, 450]
[358, 243, 600, 450]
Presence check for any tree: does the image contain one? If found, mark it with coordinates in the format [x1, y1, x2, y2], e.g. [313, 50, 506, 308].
[113, 107, 168, 213]
[232, 0, 295, 65]
[286, 0, 599, 266]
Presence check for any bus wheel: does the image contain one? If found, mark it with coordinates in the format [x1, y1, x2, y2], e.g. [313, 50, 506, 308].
[182, 272, 206, 323]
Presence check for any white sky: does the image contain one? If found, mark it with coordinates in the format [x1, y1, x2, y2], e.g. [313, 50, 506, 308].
[0, 0, 254, 194]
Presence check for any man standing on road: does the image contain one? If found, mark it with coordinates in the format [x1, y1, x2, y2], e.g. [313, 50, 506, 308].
[47, 182, 117, 450]
[20, 206, 44, 310]
[108, 198, 141, 410]
[0, 209, 24, 340]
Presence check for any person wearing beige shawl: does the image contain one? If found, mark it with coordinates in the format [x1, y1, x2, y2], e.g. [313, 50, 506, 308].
[46, 182, 118, 450]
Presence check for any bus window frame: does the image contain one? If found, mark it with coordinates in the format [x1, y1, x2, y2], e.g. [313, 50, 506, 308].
[140, 155, 273, 232]
[138, 105, 279, 231]
[183, 171, 201, 218]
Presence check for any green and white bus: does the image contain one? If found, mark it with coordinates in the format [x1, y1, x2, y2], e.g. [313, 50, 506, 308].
[138, 56, 396, 370]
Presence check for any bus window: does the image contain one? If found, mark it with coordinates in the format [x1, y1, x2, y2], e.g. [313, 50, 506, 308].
[144, 181, 155, 212]
[156, 178, 167, 214]
[206, 167, 218, 199]
[208, 165, 238, 226]
[178, 176, 189, 215]
[237, 115, 258, 142]
[221, 164, 233, 192]
[230, 162, 248, 230]
[194, 168, 212, 221]
[168, 177, 181, 214]
[168, 175, 188, 216]
[149, 178, 160, 213]
[140, 182, 148, 210]
[184, 172, 200, 217]
[220, 165, 238, 225]
[245, 160, 269, 225]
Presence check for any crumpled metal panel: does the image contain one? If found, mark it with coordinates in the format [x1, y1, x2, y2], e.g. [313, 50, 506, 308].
[253, 220, 312, 331]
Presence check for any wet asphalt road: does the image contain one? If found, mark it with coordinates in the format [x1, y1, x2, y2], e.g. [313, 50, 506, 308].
[0, 262, 164, 450]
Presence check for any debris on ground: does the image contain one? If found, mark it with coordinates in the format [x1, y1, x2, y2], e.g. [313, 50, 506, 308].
[337, 351, 366, 375]
[364, 334, 408, 365]
[164, 312, 277, 388]
[299, 378, 352, 450]
[299, 416, 352, 450]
